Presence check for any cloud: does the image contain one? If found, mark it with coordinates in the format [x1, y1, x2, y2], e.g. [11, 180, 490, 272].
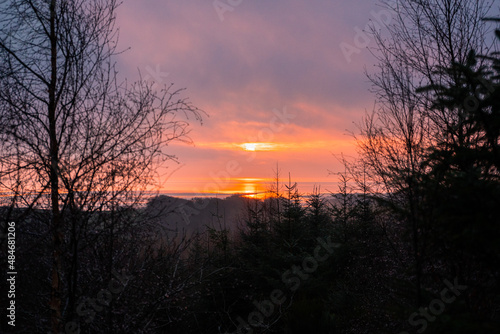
[115, 0, 379, 191]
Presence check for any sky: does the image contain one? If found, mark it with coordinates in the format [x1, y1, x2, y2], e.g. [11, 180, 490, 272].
[114, 0, 388, 197]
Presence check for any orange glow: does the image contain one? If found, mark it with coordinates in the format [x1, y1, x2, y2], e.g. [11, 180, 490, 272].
[239, 179, 269, 199]
[240, 142, 275, 151]
[218, 177, 270, 199]
[159, 177, 272, 199]
[193, 140, 354, 152]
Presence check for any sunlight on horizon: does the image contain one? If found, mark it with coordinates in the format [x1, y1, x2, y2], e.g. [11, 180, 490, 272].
[158, 176, 341, 200]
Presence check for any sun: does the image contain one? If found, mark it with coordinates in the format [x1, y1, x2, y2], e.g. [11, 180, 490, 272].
[240, 142, 275, 151]
[242, 143, 258, 151]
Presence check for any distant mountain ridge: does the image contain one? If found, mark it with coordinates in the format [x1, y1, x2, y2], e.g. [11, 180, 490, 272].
[145, 194, 253, 238]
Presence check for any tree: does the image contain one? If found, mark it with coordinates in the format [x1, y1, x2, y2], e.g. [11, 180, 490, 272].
[305, 185, 331, 237]
[415, 27, 500, 329]
[357, 0, 497, 306]
[0, 0, 202, 332]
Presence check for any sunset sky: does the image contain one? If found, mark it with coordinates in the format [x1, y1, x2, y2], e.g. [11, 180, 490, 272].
[115, 1, 386, 196]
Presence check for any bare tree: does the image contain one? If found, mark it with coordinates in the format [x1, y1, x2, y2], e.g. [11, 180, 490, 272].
[356, 0, 497, 306]
[0, 0, 202, 332]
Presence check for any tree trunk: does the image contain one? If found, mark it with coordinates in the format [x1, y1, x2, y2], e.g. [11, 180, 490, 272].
[48, 0, 63, 332]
